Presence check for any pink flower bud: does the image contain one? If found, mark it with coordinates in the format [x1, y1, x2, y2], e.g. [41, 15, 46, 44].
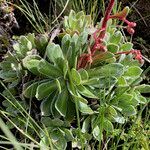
[128, 22, 136, 28]
[127, 27, 135, 34]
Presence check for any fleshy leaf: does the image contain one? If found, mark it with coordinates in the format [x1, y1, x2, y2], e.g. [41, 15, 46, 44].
[77, 85, 98, 99]
[135, 84, 150, 93]
[107, 43, 119, 53]
[82, 116, 91, 133]
[124, 66, 142, 77]
[122, 105, 136, 116]
[67, 83, 88, 104]
[38, 59, 62, 78]
[120, 42, 133, 51]
[104, 118, 114, 132]
[36, 80, 57, 100]
[79, 68, 89, 81]
[109, 31, 122, 44]
[46, 43, 64, 63]
[118, 77, 127, 86]
[61, 34, 71, 56]
[23, 81, 43, 98]
[88, 63, 124, 78]
[78, 101, 93, 114]
[22, 55, 41, 75]
[118, 93, 133, 108]
[40, 93, 55, 116]
[71, 68, 81, 85]
[92, 126, 101, 141]
[55, 89, 68, 117]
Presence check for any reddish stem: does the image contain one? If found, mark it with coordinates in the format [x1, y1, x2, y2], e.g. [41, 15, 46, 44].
[91, 0, 115, 54]
[115, 49, 143, 64]
[99, 0, 115, 39]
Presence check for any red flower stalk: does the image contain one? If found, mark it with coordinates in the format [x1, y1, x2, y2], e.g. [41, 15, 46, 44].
[115, 50, 144, 64]
[91, 0, 115, 55]
[99, 0, 115, 38]
[109, 6, 137, 35]
[77, 0, 141, 69]
[78, 0, 115, 69]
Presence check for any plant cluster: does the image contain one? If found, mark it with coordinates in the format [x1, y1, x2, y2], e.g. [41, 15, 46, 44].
[0, 0, 149, 149]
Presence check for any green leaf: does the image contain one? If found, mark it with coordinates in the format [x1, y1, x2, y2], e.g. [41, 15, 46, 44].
[78, 31, 88, 45]
[35, 34, 48, 51]
[71, 68, 81, 85]
[120, 42, 133, 51]
[0, 61, 11, 70]
[92, 51, 115, 65]
[20, 36, 30, 46]
[118, 93, 133, 107]
[138, 95, 147, 104]
[55, 58, 68, 79]
[104, 118, 114, 132]
[65, 96, 76, 121]
[113, 115, 125, 124]
[17, 36, 32, 56]
[88, 63, 124, 78]
[107, 43, 119, 53]
[79, 68, 89, 81]
[67, 83, 88, 104]
[55, 89, 68, 117]
[40, 94, 55, 116]
[78, 101, 93, 114]
[76, 11, 84, 19]
[118, 77, 127, 86]
[13, 43, 20, 53]
[107, 106, 118, 117]
[46, 43, 64, 63]
[109, 31, 122, 44]
[38, 59, 62, 78]
[83, 78, 99, 86]
[124, 66, 143, 77]
[98, 76, 117, 88]
[82, 116, 91, 133]
[50, 129, 67, 150]
[120, 55, 140, 67]
[27, 41, 32, 50]
[77, 85, 98, 99]
[0, 70, 17, 80]
[122, 105, 136, 116]
[135, 84, 150, 93]
[68, 10, 76, 27]
[40, 127, 67, 150]
[22, 55, 41, 75]
[61, 34, 71, 56]
[64, 16, 69, 28]
[50, 92, 61, 118]
[55, 79, 62, 94]
[84, 15, 91, 26]
[63, 129, 74, 141]
[72, 33, 79, 45]
[23, 81, 42, 98]
[36, 80, 57, 100]
[114, 86, 130, 96]
[103, 32, 110, 43]
[92, 126, 101, 141]
[41, 117, 64, 127]
[26, 33, 36, 48]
